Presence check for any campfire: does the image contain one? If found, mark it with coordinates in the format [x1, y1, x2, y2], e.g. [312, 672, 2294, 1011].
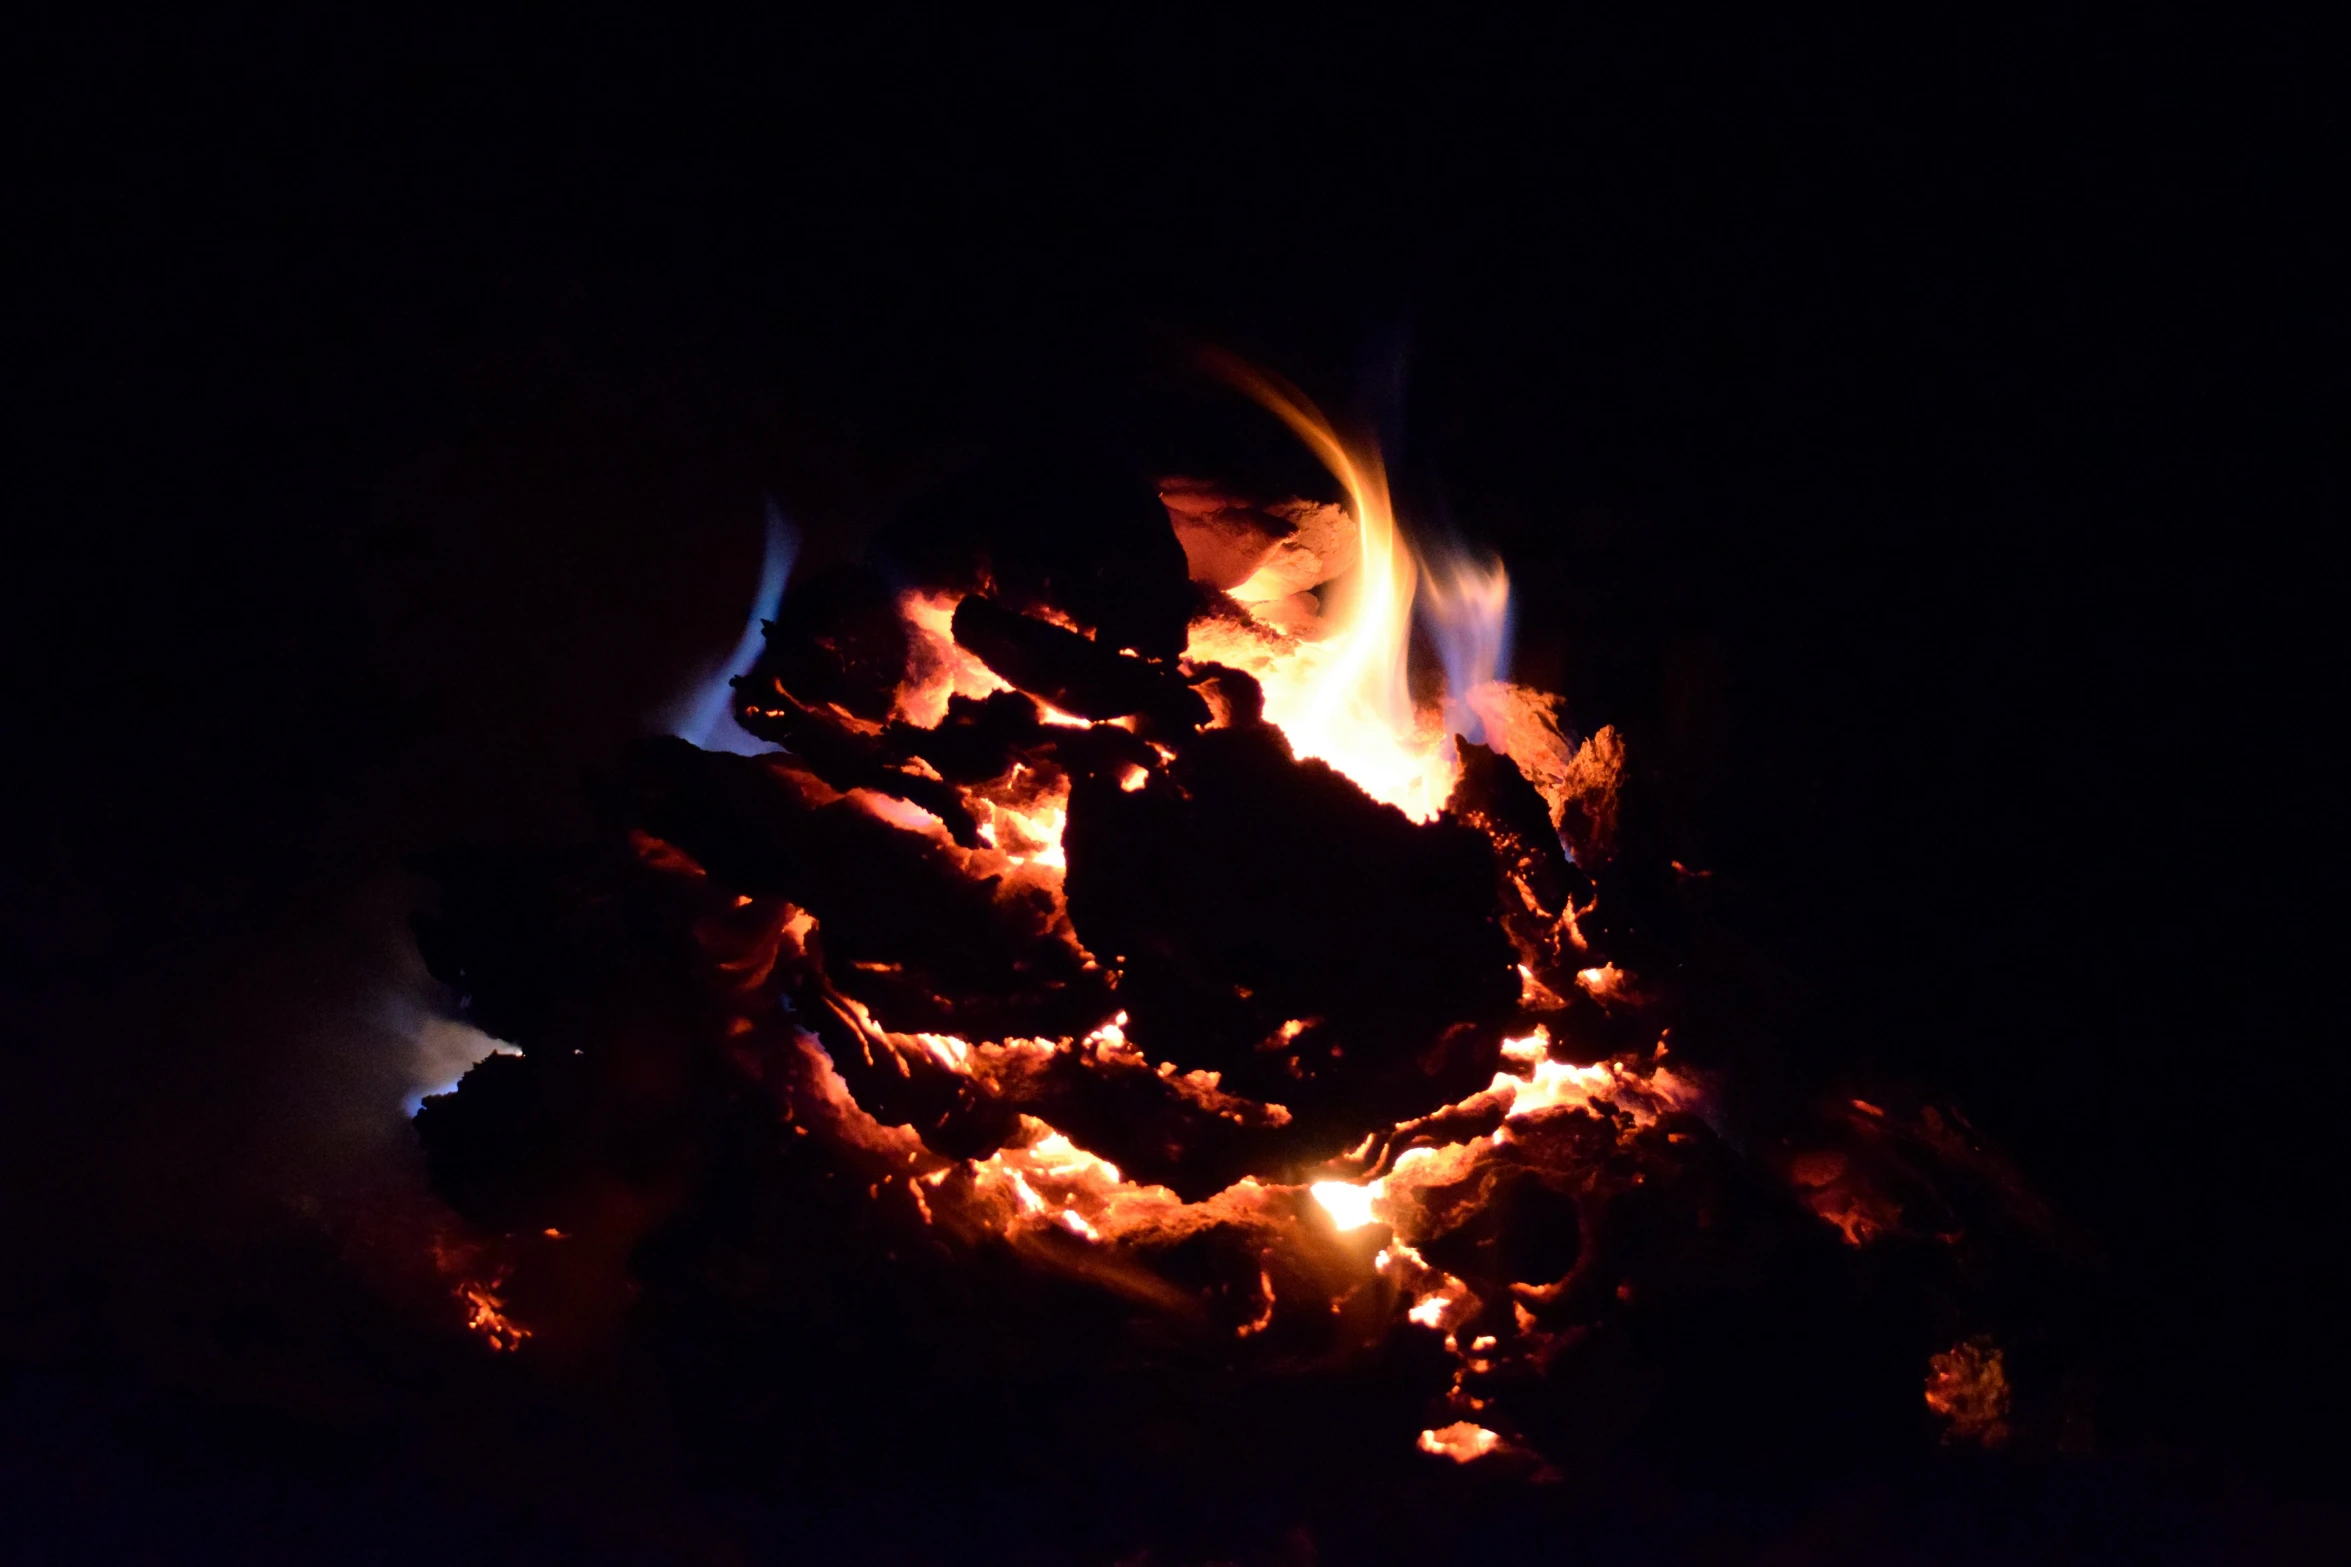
[410, 361, 2063, 1550]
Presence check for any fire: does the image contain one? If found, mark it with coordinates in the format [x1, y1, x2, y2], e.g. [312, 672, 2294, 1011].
[699, 369, 1707, 1460]
[1309, 1178, 1384, 1231]
[1187, 353, 1512, 822]
[1417, 1422, 1504, 1463]
[896, 587, 1013, 726]
[411, 354, 2056, 1494]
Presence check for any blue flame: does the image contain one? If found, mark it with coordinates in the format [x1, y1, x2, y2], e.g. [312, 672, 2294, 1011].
[671, 499, 798, 754]
[1417, 547, 1514, 744]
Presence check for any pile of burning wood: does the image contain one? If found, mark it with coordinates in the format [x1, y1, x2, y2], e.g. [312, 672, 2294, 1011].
[409, 379, 2064, 1551]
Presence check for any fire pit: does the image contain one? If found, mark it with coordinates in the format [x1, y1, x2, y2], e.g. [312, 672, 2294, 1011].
[409, 360, 2063, 1560]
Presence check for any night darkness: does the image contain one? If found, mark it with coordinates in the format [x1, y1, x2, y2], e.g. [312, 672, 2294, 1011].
[10, 14, 2345, 1563]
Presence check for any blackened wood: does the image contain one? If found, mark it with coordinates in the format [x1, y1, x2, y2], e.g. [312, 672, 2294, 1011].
[598, 738, 1109, 1041]
[951, 594, 1209, 730]
[1062, 721, 1518, 1144]
[734, 684, 986, 847]
[746, 563, 911, 722]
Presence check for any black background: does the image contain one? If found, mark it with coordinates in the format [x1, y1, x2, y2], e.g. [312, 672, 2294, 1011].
[9, 12, 2344, 1561]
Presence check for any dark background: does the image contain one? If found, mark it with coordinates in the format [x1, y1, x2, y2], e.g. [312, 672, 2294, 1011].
[9, 12, 2343, 1561]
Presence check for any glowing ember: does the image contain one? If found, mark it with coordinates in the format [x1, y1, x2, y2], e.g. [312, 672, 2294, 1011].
[1926, 1336, 2012, 1447]
[459, 1278, 530, 1352]
[1417, 1422, 1505, 1463]
[1573, 962, 1632, 1004]
[1309, 1179, 1384, 1231]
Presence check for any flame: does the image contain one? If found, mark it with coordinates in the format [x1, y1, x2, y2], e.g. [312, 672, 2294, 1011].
[1418, 549, 1513, 747]
[418, 373, 2034, 1484]
[1192, 354, 1512, 822]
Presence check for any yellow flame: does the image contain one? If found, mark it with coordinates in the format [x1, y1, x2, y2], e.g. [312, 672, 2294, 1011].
[1196, 352, 1458, 821]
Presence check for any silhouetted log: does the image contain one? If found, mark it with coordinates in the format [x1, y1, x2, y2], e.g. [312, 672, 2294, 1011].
[410, 842, 728, 1233]
[884, 453, 1197, 659]
[952, 594, 1210, 731]
[884, 689, 1048, 785]
[1445, 738, 1581, 918]
[1412, 1161, 1585, 1294]
[734, 685, 986, 846]
[412, 842, 707, 1056]
[788, 980, 1024, 1162]
[599, 737, 1109, 1040]
[1444, 736, 1596, 994]
[1183, 660, 1265, 728]
[1062, 721, 1519, 1145]
[1039, 719, 1162, 788]
[996, 1041, 1311, 1201]
[744, 562, 910, 722]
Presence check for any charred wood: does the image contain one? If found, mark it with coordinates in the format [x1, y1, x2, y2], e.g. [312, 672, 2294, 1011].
[951, 594, 1210, 731]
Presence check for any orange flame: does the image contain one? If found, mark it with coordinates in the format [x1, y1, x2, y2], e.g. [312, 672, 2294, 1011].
[1192, 352, 1491, 822]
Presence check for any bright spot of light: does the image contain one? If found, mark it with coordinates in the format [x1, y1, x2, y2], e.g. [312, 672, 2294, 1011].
[1310, 1179, 1383, 1231]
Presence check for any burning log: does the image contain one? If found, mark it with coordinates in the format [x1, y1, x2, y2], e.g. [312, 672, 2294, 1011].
[950, 593, 1210, 731]
[882, 688, 1047, 785]
[886, 453, 1197, 659]
[749, 562, 910, 721]
[732, 682, 988, 846]
[1063, 717, 1519, 1142]
[596, 737, 1107, 1042]
[408, 366, 2078, 1520]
